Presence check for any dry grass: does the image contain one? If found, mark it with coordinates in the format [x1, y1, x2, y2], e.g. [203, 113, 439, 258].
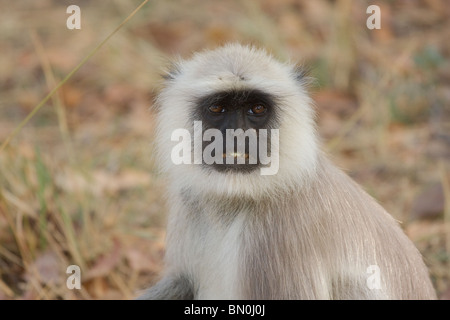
[0, 0, 449, 299]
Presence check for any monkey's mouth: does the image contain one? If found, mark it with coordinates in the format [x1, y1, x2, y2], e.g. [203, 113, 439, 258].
[209, 152, 259, 173]
[222, 152, 258, 165]
[222, 152, 249, 160]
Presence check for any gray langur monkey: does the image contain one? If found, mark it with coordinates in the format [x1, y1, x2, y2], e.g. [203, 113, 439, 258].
[139, 43, 436, 300]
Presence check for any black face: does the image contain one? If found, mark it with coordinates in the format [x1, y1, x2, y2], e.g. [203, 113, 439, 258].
[192, 89, 278, 173]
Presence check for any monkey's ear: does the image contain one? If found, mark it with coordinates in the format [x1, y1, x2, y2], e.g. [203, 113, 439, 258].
[162, 62, 182, 81]
[293, 65, 310, 82]
[293, 65, 315, 88]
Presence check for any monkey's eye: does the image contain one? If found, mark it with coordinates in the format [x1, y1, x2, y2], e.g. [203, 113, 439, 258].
[247, 104, 266, 115]
[208, 105, 226, 113]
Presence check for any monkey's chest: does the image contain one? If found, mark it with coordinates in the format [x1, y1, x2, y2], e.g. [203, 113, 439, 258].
[186, 213, 245, 299]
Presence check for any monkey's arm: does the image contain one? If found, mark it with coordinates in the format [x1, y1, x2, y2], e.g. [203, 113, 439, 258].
[137, 275, 194, 300]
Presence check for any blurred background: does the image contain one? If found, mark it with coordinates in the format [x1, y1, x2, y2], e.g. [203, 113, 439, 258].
[0, 0, 449, 299]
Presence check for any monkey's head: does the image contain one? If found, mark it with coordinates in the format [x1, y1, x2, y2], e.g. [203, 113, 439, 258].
[155, 43, 318, 199]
